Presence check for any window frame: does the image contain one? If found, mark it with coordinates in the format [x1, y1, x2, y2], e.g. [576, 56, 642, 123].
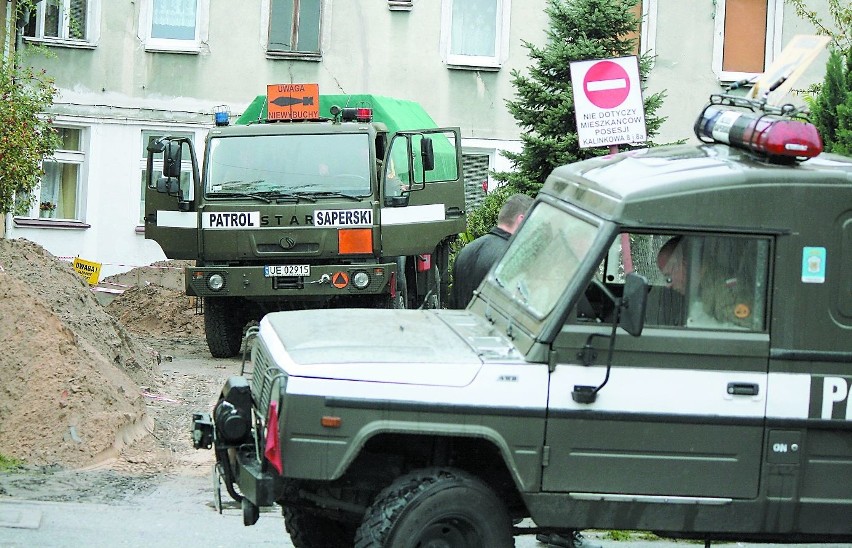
[22, 0, 100, 47]
[139, 0, 209, 54]
[20, 125, 88, 222]
[264, 0, 324, 60]
[440, 0, 511, 70]
[712, 0, 783, 84]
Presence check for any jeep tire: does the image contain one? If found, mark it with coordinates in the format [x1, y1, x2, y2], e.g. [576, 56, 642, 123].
[204, 296, 245, 358]
[354, 467, 513, 548]
[283, 506, 356, 548]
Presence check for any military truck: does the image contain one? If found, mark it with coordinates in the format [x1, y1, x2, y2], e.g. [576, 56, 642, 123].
[145, 84, 465, 357]
[192, 94, 852, 547]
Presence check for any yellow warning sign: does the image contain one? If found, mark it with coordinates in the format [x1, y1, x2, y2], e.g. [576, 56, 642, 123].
[332, 271, 349, 289]
[267, 83, 320, 121]
[72, 257, 102, 285]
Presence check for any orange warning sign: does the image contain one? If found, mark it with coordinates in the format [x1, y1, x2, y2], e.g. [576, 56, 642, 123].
[267, 83, 320, 121]
[332, 271, 349, 288]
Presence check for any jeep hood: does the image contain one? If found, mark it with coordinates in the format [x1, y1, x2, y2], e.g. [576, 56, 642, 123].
[258, 309, 514, 387]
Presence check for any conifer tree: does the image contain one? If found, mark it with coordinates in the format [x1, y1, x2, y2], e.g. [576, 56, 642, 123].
[492, 0, 666, 197]
[459, 0, 666, 242]
[809, 48, 852, 155]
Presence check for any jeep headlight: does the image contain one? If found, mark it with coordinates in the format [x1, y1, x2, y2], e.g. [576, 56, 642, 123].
[352, 271, 370, 289]
[207, 273, 225, 291]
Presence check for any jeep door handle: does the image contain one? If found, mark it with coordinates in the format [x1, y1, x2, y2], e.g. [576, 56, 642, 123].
[727, 382, 759, 396]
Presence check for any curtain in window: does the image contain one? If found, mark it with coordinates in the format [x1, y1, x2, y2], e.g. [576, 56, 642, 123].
[450, 0, 497, 57]
[152, 0, 197, 40]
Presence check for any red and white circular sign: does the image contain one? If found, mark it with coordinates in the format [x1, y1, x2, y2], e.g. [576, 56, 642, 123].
[583, 60, 630, 109]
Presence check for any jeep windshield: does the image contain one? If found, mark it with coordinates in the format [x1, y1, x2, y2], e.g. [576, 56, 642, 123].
[204, 133, 372, 197]
[493, 202, 599, 318]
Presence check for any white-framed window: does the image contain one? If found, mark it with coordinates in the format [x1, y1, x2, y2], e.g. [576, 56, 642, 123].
[140, 0, 209, 53]
[266, 0, 322, 58]
[440, 0, 511, 70]
[712, 0, 783, 83]
[139, 130, 196, 224]
[23, 127, 87, 221]
[23, 0, 100, 46]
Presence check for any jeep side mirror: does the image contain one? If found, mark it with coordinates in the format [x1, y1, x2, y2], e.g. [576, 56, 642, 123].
[619, 273, 648, 336]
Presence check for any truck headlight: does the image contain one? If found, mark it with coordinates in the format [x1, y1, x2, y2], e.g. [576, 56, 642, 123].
[207, 273, 225, 291]
[352, 271, 370, 289]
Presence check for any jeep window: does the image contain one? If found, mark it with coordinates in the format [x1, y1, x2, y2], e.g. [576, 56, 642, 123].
[494, 203, 599, 318]
[205, 134, 372, 196]
[586, 232, 770, 330]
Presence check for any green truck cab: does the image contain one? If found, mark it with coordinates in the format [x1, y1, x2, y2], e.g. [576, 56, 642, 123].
[192, 96, 852, 546]
[145, 86, 465, 357]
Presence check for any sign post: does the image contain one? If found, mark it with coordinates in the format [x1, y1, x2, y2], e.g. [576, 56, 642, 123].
[570, 56, 647, 151]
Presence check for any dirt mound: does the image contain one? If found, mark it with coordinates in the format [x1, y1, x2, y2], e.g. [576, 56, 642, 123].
[0, 238, 158, 468]
[106, 285, 204, 339]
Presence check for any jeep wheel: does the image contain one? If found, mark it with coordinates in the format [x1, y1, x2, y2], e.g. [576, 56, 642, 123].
[283, 507, 356, 548]
[354, 468, 513, 548]
[204, 296, 245, 358]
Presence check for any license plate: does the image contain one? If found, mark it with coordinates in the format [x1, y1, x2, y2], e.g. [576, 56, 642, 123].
[264, 265, 310, 277]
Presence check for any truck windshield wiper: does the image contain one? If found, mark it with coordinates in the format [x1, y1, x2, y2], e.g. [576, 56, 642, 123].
[294, 191, 362, 202]
[211, 191, 316, 203]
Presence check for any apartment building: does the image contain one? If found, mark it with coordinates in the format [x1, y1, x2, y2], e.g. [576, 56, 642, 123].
[4, 0, 831, 278]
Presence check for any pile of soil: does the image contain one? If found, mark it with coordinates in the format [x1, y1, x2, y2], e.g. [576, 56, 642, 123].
[0, 238, 202, 469]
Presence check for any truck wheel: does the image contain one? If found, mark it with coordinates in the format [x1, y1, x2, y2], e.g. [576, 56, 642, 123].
[204, 297, 245, 358]
[354, 468, 513, 548]
[388, 269, 408, 309]
[283, 507, 356, 548]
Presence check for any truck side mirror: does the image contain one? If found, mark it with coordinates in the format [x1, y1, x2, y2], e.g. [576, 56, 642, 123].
[421, 137, 434, 172]
[163, 141, 183, 178]
[619, 273, 648, 336]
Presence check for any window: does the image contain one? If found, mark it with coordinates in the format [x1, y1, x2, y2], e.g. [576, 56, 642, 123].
[267, 0, 322, 58]
[587, 233, 770, 331]
[141, 0, 209, 53]
[623, 0, 657, 57]
[440, 0, 511, 69]
[21, 127, 86, 221]
[23, 0, 99, 44]
[139, 131, 195, 223]
[713, 0, 782, 83]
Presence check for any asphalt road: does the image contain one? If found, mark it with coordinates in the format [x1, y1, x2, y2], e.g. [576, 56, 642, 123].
[3, 475, 852, 548]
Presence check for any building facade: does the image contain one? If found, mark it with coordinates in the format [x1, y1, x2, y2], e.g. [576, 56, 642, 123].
[4, 0, 832, 278]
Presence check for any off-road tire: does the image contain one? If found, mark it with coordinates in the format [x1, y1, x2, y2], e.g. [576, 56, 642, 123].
[354, 467, 514, 548]
[388, 269, 408, 309]
[283, 506, 356, 548]
[204, 296, 245, 358]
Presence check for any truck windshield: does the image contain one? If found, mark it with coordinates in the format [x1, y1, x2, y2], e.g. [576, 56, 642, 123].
[205, 134, 372, 197]
[493, 203, 599, 318]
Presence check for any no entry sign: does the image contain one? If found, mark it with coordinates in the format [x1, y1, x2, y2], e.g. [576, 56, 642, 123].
[570, 56, 647, 149]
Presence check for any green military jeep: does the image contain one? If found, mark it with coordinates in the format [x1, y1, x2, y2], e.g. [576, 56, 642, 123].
[193, 97, 852, 547]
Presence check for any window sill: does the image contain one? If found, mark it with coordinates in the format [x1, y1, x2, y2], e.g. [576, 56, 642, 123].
[446, 63, 502, 72]
[14, 217, 91, 230]
[23, 37, 96, 50]
[388, 1, 413, 11]
[265, 51, 322, 62]
[144, 44, 202, 55]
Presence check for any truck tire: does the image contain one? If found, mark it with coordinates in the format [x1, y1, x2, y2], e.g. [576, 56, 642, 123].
[354, 467, 514, 548]
[204, 297, 245, 358]
[283, 507, 356, 548]
[388, 269, 408, 309]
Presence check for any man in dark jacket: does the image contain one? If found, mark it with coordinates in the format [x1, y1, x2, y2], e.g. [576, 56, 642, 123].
[449, 193, 533, 309]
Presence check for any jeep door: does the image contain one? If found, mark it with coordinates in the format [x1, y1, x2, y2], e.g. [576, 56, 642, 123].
[544, 232, 771, 499]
